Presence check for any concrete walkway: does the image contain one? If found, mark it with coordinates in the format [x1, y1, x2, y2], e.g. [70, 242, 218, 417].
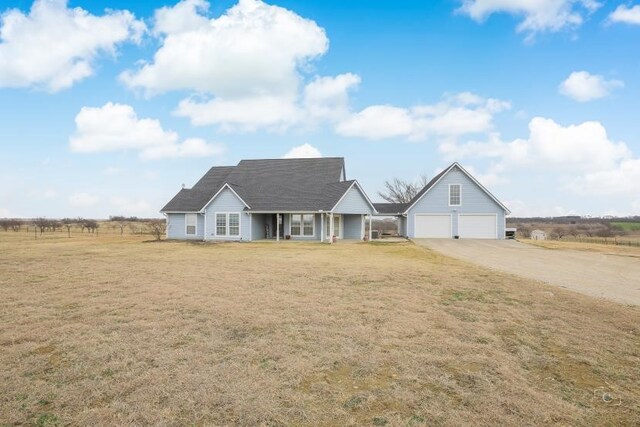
[414, 239, 640, 306]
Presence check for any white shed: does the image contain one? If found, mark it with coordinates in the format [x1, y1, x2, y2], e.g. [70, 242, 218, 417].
[531, 230, 546, 240]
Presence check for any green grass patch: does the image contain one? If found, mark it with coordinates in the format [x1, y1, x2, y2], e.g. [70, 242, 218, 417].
[611, 222, 640, 231]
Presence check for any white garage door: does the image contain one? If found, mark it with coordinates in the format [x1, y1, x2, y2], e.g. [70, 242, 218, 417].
[458, 214, 496, 239]
[415, 214, 451, 238]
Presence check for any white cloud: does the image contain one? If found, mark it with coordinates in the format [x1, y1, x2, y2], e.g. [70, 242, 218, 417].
[609, 4, 640, 25]
[283, 143, 322, 159]
[559, 71, 623, 102]
[458, 0, 601, 38]
[336, 93, 510, 141]
[450, 117, 631, 172]
[447, 116, 639, 198]
[69, 102, 224, 160]
[0, 0, 144, 92]
[336, 105, 414, 140]
[121, 0, 327, 97]
[572, 159, 640, 195]
[303, 73, 361, 122]
[175, 94, 302, 132]
[121, 0, 361, 132]
[69, 192, 99, 208]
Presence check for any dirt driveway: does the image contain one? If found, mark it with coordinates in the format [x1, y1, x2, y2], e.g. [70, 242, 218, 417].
[415, 239, 640, 306]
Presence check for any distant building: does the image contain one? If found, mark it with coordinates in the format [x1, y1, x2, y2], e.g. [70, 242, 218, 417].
[531, 229, 546, 240]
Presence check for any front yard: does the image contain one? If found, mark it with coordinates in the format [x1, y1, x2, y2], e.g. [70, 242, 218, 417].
[0, 233, 638, 426]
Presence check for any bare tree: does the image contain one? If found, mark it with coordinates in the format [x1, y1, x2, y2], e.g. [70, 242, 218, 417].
[116, 220, 128, 236]
[146, 219, 166, 241]
[377, 175, 430, 204]
[552, 227, 566, 239]
[10, 219, 23, 232]
[34, 217, 48, 235]
[61, 218, 75, 238]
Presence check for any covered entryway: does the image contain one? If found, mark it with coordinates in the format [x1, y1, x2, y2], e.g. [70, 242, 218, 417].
[458, 214, 496, 239]
[414, 214, 451, 238]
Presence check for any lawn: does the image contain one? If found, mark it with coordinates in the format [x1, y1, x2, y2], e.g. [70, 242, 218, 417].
[1, 233, 639, 426]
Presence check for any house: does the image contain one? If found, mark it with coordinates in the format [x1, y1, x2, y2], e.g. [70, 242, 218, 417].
[531, 230, 546, 240]
[373, 163, 510, 239]
[160, 158, 376, 242]
[161, 159, 509, 241]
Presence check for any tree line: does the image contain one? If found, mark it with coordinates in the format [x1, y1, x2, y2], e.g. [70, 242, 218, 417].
[0, 216, 166, 240]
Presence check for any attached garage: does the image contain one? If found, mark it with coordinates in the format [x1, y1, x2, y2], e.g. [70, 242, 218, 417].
[414, 214, 451, 238]
[458, 214, 497, 239]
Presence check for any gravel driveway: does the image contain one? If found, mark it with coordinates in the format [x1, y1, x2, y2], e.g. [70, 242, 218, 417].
[414, 239, 640, 306]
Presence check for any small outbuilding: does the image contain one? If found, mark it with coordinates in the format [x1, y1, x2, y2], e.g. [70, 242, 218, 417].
[531, 230, 546, 240]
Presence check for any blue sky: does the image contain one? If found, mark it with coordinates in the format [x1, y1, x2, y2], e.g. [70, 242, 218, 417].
[1, 0, 640, 218]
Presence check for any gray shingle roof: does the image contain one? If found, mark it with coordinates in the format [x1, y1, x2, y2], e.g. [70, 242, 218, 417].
[373, 203, 407, 214]
[161, 158, 349, 212]
[161, 166, 234, 212]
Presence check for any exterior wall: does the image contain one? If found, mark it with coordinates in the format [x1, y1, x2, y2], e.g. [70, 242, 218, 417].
[251, 213, 267, 240]
[333, 185, 373, 214]
[398, 216, 406, 236]
[166, 213, 204, 240]
[203, 187, 250, 241]
[406, 166, 506, 239]
[343, 214, 363, 239]
[286, 213, 322, 240]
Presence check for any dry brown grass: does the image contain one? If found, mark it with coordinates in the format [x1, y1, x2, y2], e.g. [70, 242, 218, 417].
[522, 238, 640, 257]
[1, 232, 639, 426]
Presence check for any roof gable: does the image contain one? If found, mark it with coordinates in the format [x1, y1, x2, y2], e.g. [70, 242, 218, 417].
[160, 166, 234, 212]
[404, 163, 510, 214]
[331, 181, 376, 213]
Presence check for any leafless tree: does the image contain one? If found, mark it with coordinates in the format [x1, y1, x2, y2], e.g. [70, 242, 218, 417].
[34, 218, 48, 235]
[552, 227, 566, 239]
[146, 219, 166, 241]
[377, 175, 430, 204]
[61, 218, 75, 238]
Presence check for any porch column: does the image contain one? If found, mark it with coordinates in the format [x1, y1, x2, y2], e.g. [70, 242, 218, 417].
[368, 215, 373, 241]
[276, 213, 280, 242]
[249, 213, 252, 241]
[361, 214, 365, 240]
[330, 212, 334, 244]
[320, 212, 324, 243]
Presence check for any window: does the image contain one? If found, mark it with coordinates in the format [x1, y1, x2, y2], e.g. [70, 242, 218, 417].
[303, 214, 314, 236]
[291, 214, 314, 236]
[291, 214, 301, 236]
[185, 213, 197, 235]
[216, 213, 241, 237]
[216, 213, 227, 236]
[229, 213, 240, 236]
[449, 184, 461, 206]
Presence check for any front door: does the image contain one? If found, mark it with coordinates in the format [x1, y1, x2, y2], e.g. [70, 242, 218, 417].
[326, 215, 342, 239]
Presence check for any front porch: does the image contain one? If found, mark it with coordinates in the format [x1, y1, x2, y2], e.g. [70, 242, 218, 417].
[248, 212, 374, 242]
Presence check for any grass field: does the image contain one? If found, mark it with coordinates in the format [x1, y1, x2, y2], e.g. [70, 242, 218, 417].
[1, 233, 639, 426]
[522, 238, 640, 257]
[611, 221, 640, 232]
